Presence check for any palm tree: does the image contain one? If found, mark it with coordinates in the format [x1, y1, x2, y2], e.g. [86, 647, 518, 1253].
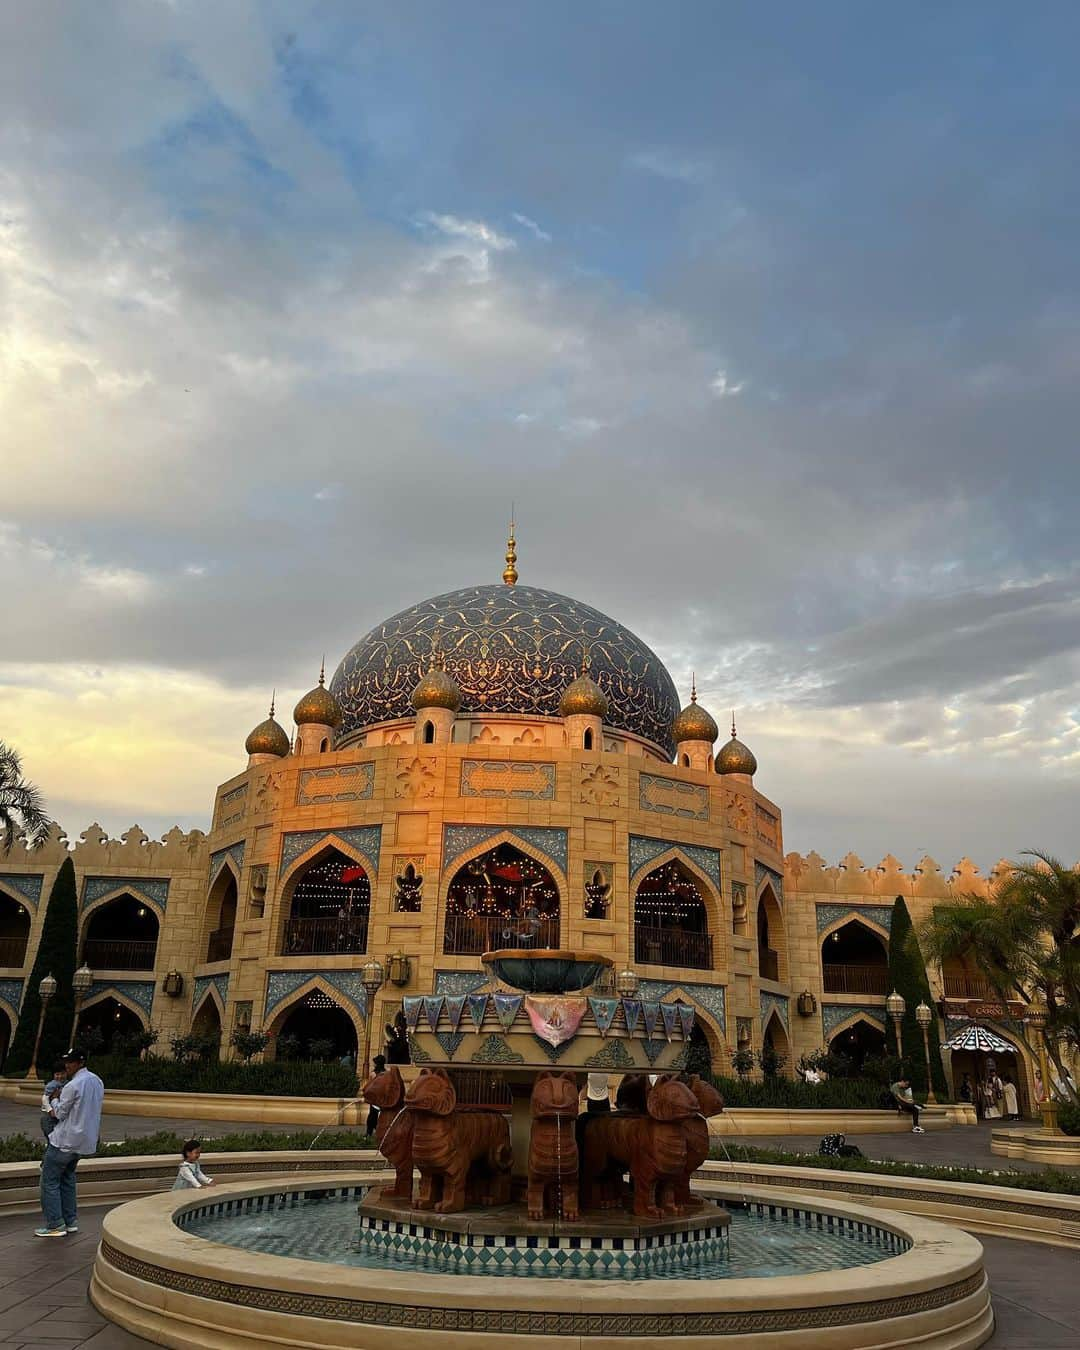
[0, 741, 50, 851]
[921, 850, 1079, 1103]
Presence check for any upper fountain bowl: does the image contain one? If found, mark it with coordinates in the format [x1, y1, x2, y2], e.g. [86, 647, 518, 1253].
[482, 949, 613, 994]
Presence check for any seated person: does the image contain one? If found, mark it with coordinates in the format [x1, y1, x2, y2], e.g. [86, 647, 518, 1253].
[173, 1140, 215, 1189]
[890, 1076, 924, 1133]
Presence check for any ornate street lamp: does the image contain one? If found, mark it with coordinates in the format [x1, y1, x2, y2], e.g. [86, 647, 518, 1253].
[615, 966, 639, 998]
[1024, 995, 1059, 1134]
[915, 1001, 937, 1104]
[71, 964, 93, 1048]
[29, 973, 57, 1080]
[360, 957, 386, 1080]
[885, 989, 906, 1059]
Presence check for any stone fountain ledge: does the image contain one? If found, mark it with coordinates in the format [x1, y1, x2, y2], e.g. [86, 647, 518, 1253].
[90, 1171, 993, 1350]
[990, 1126, 1080, 1167]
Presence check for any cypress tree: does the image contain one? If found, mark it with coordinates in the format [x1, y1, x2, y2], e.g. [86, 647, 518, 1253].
[887, 896, 950, 1100]
[6, 857, 78, 1076]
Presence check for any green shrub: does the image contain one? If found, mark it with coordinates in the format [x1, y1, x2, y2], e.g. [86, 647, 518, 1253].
[88, 1053, 358, 1097]
[1058, 1101, 1080, 1137]
[707, 1073, 886, 1110]
[0, 1127, 374, 1165]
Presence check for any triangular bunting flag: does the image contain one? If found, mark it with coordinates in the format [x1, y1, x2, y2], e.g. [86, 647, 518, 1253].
[677, 1002, 696, 1038]
[526, 995, 586, 1046]
[423, 995, 443, 1033]
[622, 998, 642, 1034]
[641, 1001, 661, 1039]
[443, 994, 467, 1032]
[402, 996, 424, 1033]
[661, 1002, 678, 1042]
[588, 997, 619, 1038]
[466, 992, 489, 1030]
[493, 992, 523, 1031]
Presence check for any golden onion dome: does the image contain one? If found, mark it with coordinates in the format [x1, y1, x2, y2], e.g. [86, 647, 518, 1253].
[560, 669, 609, 719]
[410, 658, 463, 713]
[245, 698, 290, 758]
[671, 680, 719, 744]
[294, 666, 342, 727]
[716, 714, 757, 775]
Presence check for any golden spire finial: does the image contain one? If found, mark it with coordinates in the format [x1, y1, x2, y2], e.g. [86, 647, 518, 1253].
[318, 656, 326, 687]
[502, 509, 518, 586]
[731, 710, 737, 738]
[269, 690, 276, 719]
[690, 672, 698, 703]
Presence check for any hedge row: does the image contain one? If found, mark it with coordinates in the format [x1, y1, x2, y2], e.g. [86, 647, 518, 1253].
[81, 1054, 359, 1098]
[707, 1074, 889, 1110]
[0, 1128, 372, 1165]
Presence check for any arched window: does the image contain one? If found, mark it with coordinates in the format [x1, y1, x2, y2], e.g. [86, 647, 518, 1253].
[423, 720, 435, 744]
[634, 859, 712, 970]
[191, 997, 222, 1054]
[681, 753, 690, 767]
[82, 895, 159, 970]
[320, 737, 329, 753]
[274, 989, 357, 1065]
[821, 920, 888, 995]
[583, 728, 593, 750]
[444, 843, 560, 955]
[205, 871, 237, 962]
[0, 889, 31, 967]
[828, 1018, 886, 1070]
[756, 885, 786, 983]
[283, 849, 370, 956]
[75, 996, 145, 1053]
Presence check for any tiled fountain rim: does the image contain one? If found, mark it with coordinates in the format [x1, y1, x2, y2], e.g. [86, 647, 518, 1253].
[95, 1171, 986, 1334]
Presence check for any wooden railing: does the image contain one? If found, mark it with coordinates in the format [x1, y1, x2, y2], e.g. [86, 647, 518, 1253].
[81, 938, 157, 971]
[822, 962, 889, 995]
[205, 927, 234, 963]
[283, 915, 369, 956]
[942, 973, 995, 1000]
[0, 935, 28, 967]
[443, 913, 560, 956]
[635, 925, 713, 971]
[758, 947, 779, 982]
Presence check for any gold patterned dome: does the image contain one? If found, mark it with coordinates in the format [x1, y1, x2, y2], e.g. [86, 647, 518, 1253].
[410, 656, 463, 713]
[716, 713, 757, 776]
[671, 679, 719, 744]
[560, 667, 609, 719]
[245, 697, 290, 757]
[293, 663, 342, 727]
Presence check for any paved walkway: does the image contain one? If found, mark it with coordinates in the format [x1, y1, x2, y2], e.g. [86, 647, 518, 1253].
[0, 1206, 1074, 1348]
[718, 1121, 1047, 1172]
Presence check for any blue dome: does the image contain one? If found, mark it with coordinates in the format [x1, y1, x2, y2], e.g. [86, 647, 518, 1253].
[330, 584, 679, 754]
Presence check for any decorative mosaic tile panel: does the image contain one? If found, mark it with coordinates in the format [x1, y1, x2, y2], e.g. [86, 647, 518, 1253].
[216, 782, 248, 829]
[821, 1003, 887, 1036]
[434, 970, 491, 997]
[815, 903, 893, 935]
[89, 980, 156, 1018]
[460, 761, 556, 800]
[0, 873, 43, 906]
[754, 861, 784, 901]
[264, 970, 368, 1020]
[469, 1033, 523, 1064]
[638, 773, 709, 821]
[760, 991, 789, 1031]
[443, 824, 568, 875]
[193, 973, 229, 1012]
[280, 826, 382, 876]
[0, 978, 24, 1013]
[209, 841, 245, 886]
[298, 763, 375, 806]
[82, 876, 169, 912]
[636, 978, 726, 1034]
[628, 835, 721, 891]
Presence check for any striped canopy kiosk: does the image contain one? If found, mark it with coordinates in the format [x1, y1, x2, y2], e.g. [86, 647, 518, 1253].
[944, 1022, 1020, 1119]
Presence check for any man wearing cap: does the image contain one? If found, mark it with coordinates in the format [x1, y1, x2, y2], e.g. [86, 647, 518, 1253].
[35, 1048, 104, 1238]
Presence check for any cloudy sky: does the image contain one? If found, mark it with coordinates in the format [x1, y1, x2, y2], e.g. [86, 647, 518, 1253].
[2, 2, 1078, 871]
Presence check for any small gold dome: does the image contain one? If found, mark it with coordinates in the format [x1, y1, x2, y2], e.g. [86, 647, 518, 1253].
[672, 681, 718, 744]
[560, 670, 608, 719]
[716, 715, 757, 775]
[410, 659, 463, 713]
[245, 701, 290, 758]
[294, 667, 342, 727]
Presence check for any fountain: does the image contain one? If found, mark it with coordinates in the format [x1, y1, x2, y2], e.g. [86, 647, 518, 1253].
[90, 950, 994, 1347]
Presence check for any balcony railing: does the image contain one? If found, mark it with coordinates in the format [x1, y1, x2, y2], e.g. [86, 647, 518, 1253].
[81, 938, 157, 971]
[283, 915, 369, 957]
[443, 913, 560, 956]
[758, 947, 779, 982]
[0, 935, 29, 967]
[822, 962, 889, 995]
[942, 973, 996, 1001]
[635, 925, 713, 971]
[206, 927, 235, 964]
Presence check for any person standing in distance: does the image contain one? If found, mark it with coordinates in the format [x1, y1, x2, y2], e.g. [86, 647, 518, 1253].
[35, 1048, 104, 1238]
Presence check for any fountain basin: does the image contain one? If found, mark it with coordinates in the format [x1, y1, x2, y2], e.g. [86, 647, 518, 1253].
[482, 948, 612, 992]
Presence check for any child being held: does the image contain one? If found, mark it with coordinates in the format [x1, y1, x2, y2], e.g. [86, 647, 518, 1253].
[172, 1139, 216, 1189]
[39, 1062, 66, 1138]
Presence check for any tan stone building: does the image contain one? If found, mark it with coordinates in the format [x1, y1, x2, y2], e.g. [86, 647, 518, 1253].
[0, 544, 1040, 1106]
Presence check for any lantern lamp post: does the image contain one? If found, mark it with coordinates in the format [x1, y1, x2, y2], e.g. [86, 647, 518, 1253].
[886, 989, 906, 1059]
[29, 973, 58, 1080]
[360, 957, 385, 1081]
[1024, 996, 1059, 1134]
[71, 964, 93, 1048]
[915, 1001, 937, 1104]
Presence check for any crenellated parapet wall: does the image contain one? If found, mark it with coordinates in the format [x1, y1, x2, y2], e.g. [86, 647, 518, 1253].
[783, 851, 1026, 900]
